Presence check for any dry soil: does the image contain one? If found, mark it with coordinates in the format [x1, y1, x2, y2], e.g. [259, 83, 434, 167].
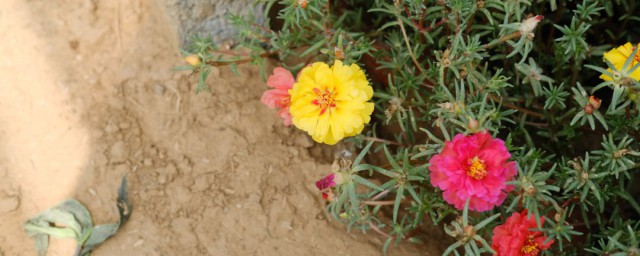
[0, 1, 440, 255]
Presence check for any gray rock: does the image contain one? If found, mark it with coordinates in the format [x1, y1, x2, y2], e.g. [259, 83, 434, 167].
[163, 0, 265, 46]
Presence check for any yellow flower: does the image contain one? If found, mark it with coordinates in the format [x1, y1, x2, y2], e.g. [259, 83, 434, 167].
[600, 42, 640, 81]
[289, 60, 374, 145]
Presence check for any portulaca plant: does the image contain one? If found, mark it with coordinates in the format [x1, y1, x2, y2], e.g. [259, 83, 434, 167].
[179, 0, 640, 255]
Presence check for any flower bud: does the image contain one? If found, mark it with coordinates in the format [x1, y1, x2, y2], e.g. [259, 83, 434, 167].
[588, 96, 601, 110]
[467, 119, 479, 132]
[442, 58, 451, 67]
[580, 171, 589, 181]
[584, 104, 594, 115]
[613, 149, 629, 158]
[520, 15, 543, 36]
[554, 209, 564, 222]
[525, 185, 537, 196]
[184, 54, 201, 67]
[584, 96, 601, 115]
[441, 49, 451, 67]
[334, 47, 344, 60]
[463, 225, 476, 238]
[437, 102, 454, 112]
[296, 0, 308, 8]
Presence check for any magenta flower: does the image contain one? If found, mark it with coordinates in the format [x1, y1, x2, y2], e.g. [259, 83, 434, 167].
[315, 173, 340, 200]
[428, 131, 517, 212]
[315, 173, 336, 190]
[261, 67, 295, 126]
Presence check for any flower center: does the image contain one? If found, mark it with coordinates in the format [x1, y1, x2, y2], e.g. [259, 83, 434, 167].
[311, 88, 336, 115]
[521, 238, 540, 256]
[276, 96, 291, 108]
[466, 156, 487, 180]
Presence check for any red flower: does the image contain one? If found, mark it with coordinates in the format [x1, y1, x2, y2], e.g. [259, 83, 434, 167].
[491, 210, 554, 256]
[429, 131, 517, 212]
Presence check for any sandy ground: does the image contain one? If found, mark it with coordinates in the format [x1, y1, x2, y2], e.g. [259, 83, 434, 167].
[0, 1, 438, 255]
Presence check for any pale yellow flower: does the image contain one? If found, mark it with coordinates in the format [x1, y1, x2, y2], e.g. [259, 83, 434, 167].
[600, 42, 640, 81]
[289, 61, 374, 145]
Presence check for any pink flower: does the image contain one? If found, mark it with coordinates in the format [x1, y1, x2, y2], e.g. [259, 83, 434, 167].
[428, 131, 517, 212]
[491, 210, 554, 256]
[261, 67, 295, 126]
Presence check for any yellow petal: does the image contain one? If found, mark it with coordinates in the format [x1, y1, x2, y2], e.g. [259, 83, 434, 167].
[599, 73, 612, 81]
[314, 114, 330, 141]
[299, 116, 319, 134]
[361, 102, 375, 124]
[332, 60, 352, 83]
[323, 126, 339, 145]
[604, 50, 628, 67]
[329, 115, 345, 142]
[631, 65, 640, 81]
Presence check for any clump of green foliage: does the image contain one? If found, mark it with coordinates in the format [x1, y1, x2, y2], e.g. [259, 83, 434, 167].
[181, 0, 640, 254]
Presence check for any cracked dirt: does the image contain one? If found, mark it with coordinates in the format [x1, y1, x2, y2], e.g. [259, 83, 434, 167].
[0, 0, 438, 255]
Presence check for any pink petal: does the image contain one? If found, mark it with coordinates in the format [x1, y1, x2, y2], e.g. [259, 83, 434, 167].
[267, 67, 295, 90]
[261, 89, 286, 109]
[278, 107, 293, 126]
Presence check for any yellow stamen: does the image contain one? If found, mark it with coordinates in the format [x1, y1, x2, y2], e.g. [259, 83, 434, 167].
[521, 238, 540, 255]
[466, 157, 487, 180]
[312, 88, 337, 115]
